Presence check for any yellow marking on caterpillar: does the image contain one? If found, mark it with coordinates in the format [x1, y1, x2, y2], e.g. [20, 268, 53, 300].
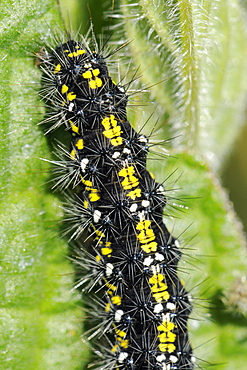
[115, 329, 126, 337]
[81, 179, 93, 187]
[99, 240, 112, 247]
[82, 68, 102, 89]
[158, 331, 176, 343]
[69, 120, 79, 134]
[153, 291, 170, 301]
[127, 188, 142, 200]
[118, 166, 135, 177]
[70, 149, 76, 160]
[118, 339, 129, 348]
[92, 68, 100, 76]
[159, 343, 176, 353]
[95, 229, 105, 238]
[122, 175, 139, 190]
[136, 220, 156, 244]
[95, 255, 101, 262]
[89, 78, 102, 89]
[75, 138, 84, 150]
[111, 137, 123, 146]
[149, 274, 170, 302]
[136, 220, 151, 230]
[111, 345, 118, 352]
[101, 115, 117, 130]
[137, 229, 155, 244]
[76, 49, 86, 55]
[83, 200, 89, 209]
[157, 318, 177, 352]
[158, 321, 175, 332]
[81, 178, 100, 201]
[111, 296, 122, 305]
[83, 70, 93, 79]
[101, 247, 112, 255]
[54, 64, 61, 74]
[67, 92, 76, 101]
[149, 274, 167, 288]
[67, 50, 86, 57]
[61, 84, 69, 94]
[118, 166, 139, 190]
[141, 241, 158, 253]
[101, 115, 123, 146]
[103, 126, 122, 139]
[149, 275, 168, 293]
[105, 282, 117, 291]
[83, 69, 100, 79]
[105, 303, 111, 312]
[71, 125, 79, 133]
[89, 191, 100, 202]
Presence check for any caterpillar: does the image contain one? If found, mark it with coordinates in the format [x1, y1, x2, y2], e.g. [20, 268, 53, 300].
[38, 32, 195, 370]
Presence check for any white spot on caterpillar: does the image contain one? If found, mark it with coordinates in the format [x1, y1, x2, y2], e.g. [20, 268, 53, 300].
[93, 210, 101, 223]
[170, 355, 178, 363]
[81, 158, 89, 172]
[142, 200, 150, 208]
[156, 354, 166, 362]
[118, 352, 128, 363]
[123, 148, 131, 154]
[112, 151, 121, 159]
[155, 252, 164, 261]
[129, 203, 138, 213]
[139, 135, 148, 143]
[154, 303, 163, 313]
[151, 264, 160, 274]
[115, 309, 124, 322]
[106, 263, 114, 277]
[68, 102, 74, 111]
[162, 313, 171, 322]
[158, 185, 164, 193]
[163, 364, 170, 370]
[143, 256, 154, 266]
[166, 302, 176, 310]
[138, 210, 145, 221]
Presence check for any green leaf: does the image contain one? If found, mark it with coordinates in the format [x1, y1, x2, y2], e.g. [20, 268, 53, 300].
[121, 0, 247, 169]
[0, 1, 88, 369]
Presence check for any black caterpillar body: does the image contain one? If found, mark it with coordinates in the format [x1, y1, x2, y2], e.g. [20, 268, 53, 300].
[39, 37, 195, 370]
